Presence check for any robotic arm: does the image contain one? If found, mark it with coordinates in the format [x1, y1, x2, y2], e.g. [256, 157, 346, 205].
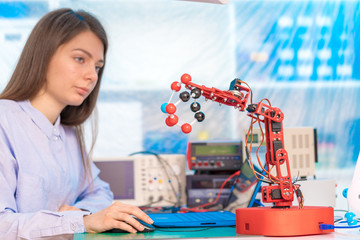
[161, 73, 297, 208]
[246, 100, 294, 207]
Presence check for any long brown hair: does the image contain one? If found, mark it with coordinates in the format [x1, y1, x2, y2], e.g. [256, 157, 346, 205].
[0, 8, 108, 182]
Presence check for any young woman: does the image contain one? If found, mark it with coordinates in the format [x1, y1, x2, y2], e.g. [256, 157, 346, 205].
[0, 8, 152, 239]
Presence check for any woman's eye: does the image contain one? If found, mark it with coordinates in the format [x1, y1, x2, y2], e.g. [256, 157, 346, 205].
[75, 57, 84, 63]
[95, 66, 102, 73]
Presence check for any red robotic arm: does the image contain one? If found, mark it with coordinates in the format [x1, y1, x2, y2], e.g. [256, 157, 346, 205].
[162, 74, 336, 237]
[162, 74, 295, 208]
[246, 102, 294, 207]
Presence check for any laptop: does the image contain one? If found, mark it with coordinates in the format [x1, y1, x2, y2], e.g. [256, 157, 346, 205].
[147, 211, 236, 228]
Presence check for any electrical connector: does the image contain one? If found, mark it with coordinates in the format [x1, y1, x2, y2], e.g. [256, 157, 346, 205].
[319, 224, 334, 230]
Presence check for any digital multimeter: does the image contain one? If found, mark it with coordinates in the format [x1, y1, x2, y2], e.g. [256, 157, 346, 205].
[187, 141, 242, 171]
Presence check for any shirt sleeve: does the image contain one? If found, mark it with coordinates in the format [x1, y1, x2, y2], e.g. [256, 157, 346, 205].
[0, 152, 91, 239]
[0, 125, 90, 239]
[0, 210, 90, 239]
[73, 162, 114, 213]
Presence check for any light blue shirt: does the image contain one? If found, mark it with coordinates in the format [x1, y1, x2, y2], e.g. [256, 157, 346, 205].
[0, 99, 113, 239]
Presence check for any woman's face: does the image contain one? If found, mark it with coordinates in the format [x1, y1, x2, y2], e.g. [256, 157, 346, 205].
[44, 30, 104, 110]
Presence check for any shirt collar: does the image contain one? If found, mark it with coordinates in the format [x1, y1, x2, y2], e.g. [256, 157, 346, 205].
[18, 100, 63, 140]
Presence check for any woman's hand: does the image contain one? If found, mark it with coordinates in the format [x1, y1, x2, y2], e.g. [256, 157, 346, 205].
[83, 202, 153, 233]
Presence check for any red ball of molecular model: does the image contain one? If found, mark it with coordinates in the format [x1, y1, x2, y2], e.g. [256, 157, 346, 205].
[161, 73, 205, 134]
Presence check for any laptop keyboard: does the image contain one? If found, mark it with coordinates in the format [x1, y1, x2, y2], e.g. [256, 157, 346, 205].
[149, 211, 236, 227]
[175, 211, 233, 221]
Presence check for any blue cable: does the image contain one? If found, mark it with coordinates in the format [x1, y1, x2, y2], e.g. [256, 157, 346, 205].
[319, 223, 360, 230]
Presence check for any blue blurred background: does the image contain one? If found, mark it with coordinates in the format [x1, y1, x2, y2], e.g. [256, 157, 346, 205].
[0, 0, 359, 171]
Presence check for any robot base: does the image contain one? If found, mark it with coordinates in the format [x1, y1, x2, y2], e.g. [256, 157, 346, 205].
[236, 206, 334, 236]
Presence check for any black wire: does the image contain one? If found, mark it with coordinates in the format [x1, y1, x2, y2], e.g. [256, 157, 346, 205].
[334, 217, 343, 223]
[243, 158, 272, 185]
[158, 155, 182, 207]
[334, 209, 351, 212]
[139, 199, 165, 208]
[223, 174, 240, 209]
[244, 146, 274, 185]
[292, 171, 301, 184]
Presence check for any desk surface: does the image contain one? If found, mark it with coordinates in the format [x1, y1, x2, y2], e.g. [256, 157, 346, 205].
[73, 227, 360, 240]
[74, 227, 236, 240]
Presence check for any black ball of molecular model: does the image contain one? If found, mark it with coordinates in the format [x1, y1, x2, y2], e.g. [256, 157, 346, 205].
[161, 73, 205, 134]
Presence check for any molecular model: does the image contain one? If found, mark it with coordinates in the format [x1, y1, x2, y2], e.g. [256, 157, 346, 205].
[161, 73, 205, 134]
[161, 73, 250, 134]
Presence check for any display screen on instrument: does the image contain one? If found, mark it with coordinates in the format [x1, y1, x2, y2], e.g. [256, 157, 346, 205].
[191, 179, 234, 189]
[195, 145, 239, 156]
[247, 133, 259, 144]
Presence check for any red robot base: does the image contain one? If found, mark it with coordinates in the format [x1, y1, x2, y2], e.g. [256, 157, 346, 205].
[236, 206, 334, 236]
